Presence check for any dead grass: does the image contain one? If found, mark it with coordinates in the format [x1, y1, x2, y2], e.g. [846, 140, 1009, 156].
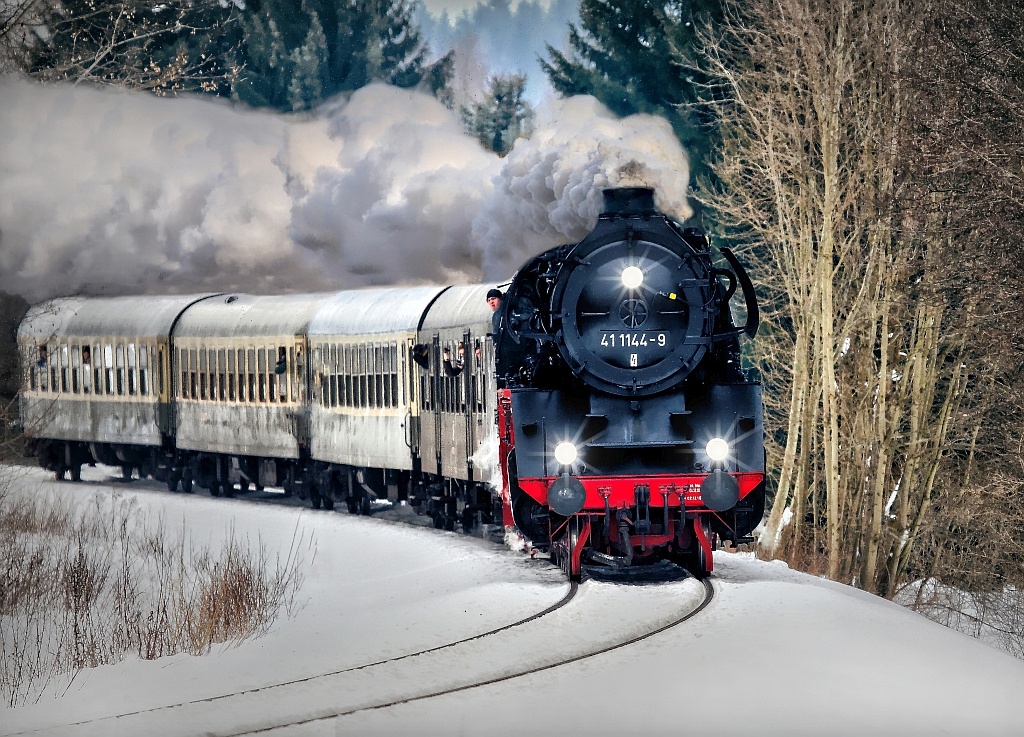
[0, 471, 311, 707]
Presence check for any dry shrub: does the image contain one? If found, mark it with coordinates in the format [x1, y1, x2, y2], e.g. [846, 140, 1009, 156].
[0, 474, 312, 707]
[893, 472, 1024, 658]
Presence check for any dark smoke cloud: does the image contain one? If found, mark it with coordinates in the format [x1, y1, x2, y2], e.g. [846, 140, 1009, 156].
[0, 77, 691, 304]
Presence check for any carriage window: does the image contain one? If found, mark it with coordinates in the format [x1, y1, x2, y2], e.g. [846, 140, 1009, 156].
[238, 349, 247, 401]
[214, 345, 222, 399]
[91, 344, 102, 396]
[373, 344, 383, 408]
[257, 348, 267, 403]
[326, 344, 336, 407]
[79, 345, 92, 397]
[71, 345, 81, 394]
[206, 347, 215, 401]
[57, 344, 68, 394]
[139, 344, 149, 396]
[359, 345, 368, 408]
[291, 346, 299, 403]
[246, 348, 256, 402]
[127, 343, 137, 396]
[104, 344, 115, 394]
[189, 348, 198, 399]
[381, 344, 390, 408]
[206, 348, 215, 401]
[227, 349, 236, 401]
[198, 348, 208, 400]
[339, 345, 348, 407]
[267, 348, 275, 402]
[49, 344, 58, 392]
[34, 346, 46, 392]
[114, 344, 125, 395]
[26, 346, 36, 391]
[178, 348, 185, 398]
[390, 343, 399, 407]
[273, 346, 286, 402]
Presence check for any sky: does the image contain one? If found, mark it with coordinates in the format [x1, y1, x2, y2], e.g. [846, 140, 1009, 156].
[415, 0, 580, 103]
[4, 464, 1024, 737]
[420, 0, 557, 18]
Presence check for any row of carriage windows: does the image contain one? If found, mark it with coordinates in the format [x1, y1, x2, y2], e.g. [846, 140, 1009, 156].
[314, 342, 402, 410]
[420, 339, 487, 416]
[26, 336, 491, 415]
[178, 345, 297, 404]
[27, 342, 160, 397]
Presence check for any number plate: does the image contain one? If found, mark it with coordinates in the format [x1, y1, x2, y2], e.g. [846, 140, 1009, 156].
[598, 332, 668, 349]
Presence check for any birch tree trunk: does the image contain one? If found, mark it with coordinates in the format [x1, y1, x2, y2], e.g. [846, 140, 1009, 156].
[699, 0, 983, 594]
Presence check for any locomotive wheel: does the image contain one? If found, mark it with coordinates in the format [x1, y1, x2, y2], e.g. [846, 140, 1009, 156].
[551, 516, 583, 581]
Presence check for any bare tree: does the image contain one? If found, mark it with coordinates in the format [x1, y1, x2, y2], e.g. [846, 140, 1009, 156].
[697, 0, 997, 595]
[3, 0, 238, 95]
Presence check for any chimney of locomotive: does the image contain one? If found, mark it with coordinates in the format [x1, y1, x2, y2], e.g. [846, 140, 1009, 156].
[600, 187, 657, 218]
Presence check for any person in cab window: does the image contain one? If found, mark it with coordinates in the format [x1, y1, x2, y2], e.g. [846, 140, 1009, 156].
[486, 289, 503, 338]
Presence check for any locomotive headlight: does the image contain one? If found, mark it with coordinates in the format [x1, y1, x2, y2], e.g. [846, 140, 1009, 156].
[554, 442, 578, 466]
[621, 266, 644, 290]
[706, 437, 730, 462]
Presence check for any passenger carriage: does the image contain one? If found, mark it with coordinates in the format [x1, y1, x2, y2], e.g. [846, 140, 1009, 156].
[17, 294, 213, 480]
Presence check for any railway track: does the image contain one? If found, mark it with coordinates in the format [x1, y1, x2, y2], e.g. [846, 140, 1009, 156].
[6, 575, 579, 737]
[226, 577, 715, 737]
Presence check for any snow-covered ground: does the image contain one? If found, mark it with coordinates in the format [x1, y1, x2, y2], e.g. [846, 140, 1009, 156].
[3, 464, 1024, 737]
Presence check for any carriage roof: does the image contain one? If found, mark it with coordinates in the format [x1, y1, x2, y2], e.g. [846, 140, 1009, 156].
[17, 294, 218, 342]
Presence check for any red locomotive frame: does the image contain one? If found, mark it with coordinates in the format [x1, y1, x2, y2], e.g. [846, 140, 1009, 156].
[497, 389, 764, 578]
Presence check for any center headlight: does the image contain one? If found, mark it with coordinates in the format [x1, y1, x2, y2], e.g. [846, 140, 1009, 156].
[706, 437, 730, 462]
[554, 442, 578, 466]
[621, 266, 644, 289]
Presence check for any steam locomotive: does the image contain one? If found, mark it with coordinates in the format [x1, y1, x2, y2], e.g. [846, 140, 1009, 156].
[18, 187, 764, 580]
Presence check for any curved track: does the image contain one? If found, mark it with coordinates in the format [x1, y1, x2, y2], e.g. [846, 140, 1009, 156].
[227, 577, 715, 737]
[12, 580, 579, 737]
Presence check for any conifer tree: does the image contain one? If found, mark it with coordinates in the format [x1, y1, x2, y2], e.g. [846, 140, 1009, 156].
[461, 74, 533, 156]
[541, 0, 720, 174]
[232, 0, 453, 112]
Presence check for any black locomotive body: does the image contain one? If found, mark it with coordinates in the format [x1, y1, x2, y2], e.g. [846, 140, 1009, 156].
[494, 188, 765, 578]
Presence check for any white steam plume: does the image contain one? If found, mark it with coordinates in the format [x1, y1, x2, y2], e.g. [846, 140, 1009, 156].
[0, 76, 691, 304]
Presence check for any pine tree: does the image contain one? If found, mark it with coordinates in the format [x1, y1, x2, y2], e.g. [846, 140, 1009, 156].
[232, 0, 453, 112]
[461, 74, 533, 156]
[540, 0, 720, 174]
[287, 11, 326, 110]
